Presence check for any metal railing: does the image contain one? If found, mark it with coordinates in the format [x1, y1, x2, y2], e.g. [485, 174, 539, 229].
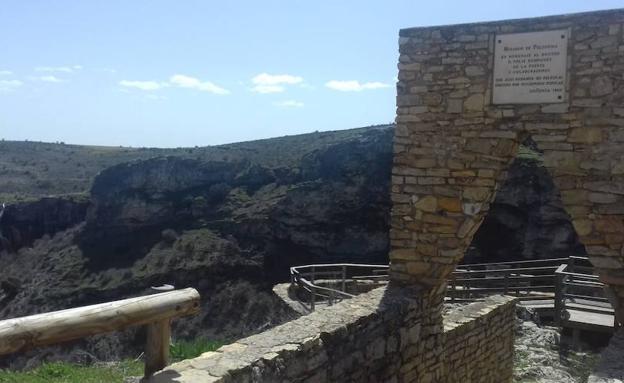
[290, 263, 389, 310]
[290, 256, 613, 326]
[554, 262, 614, 327]
[447, 257, 575, 301]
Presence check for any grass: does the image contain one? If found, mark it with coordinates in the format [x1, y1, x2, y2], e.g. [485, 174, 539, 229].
[0, 360, 143, 383]
[0, 338, 226, 383]
[170, 338, 225, 361]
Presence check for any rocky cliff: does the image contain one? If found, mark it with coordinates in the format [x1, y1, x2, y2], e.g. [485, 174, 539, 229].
[0, 196, 89, 253]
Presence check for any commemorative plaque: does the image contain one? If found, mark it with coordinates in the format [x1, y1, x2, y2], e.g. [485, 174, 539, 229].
[493, 29, 568, 104]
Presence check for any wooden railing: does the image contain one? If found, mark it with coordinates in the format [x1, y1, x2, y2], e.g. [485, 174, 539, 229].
[0, 288, 200, 378]
[290, 263, 389, 310]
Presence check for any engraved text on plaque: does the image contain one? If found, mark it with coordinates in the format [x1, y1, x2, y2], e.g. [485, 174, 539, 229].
[493, 29, 568, 104]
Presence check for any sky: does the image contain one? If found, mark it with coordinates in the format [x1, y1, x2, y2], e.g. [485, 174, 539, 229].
[0, 1, 622, 148]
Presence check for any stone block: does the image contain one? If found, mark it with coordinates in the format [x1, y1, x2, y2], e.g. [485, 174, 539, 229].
[406, 261, 430, 275]
[465, 66, 485, 76]
[438, 197, 462, 212]
[543, 151, 577, 169]
[588, 192, 619, 204]
[462, 187, 491, 201]
[447, 99, 463, 114]
[568, 127, 603, 144]
[464, 94, 484, 112]
[590, 76, 614, 97]
[414, 196, 438, 212]
[414, 158, 437, 168]
[572, 219, 593, 236]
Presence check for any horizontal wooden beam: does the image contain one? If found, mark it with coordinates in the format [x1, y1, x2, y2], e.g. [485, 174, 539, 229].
[0, 288, 200, 356]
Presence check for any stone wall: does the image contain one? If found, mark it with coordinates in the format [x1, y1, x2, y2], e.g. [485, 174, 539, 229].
[149, 288, 514, 383]
[391, 9, 624, 322]
[442, 296, 516, 382]
[150, 286, 435, 382]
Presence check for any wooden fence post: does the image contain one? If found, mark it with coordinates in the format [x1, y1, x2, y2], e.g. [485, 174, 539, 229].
[145, 319, 171, 377]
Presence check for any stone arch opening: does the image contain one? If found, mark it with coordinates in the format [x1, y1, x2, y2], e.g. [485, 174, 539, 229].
[465, 136, 587, 264]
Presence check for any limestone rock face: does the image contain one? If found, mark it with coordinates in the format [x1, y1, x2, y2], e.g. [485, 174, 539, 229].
[466, 150, 586, 263]
[0, 197, 89, 252]
[79, 127, 393, 274]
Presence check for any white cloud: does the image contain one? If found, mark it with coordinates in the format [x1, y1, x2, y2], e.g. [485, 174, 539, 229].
[274, 100, 304, 108]
[251, 73, 303, 93]
[0, 79, 23, 92]
[119, 80, 165, 91]
[37, 75, 63, 83]
[119, 75, 229, 95]
[325, 80, 391, 92]
[169, 74, 229, 94]
[0, 70, 12, 76]
[35, 66, 79, 73]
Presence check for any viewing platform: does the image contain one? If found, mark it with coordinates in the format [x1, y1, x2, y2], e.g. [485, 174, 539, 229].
[283, 256, 618, 336]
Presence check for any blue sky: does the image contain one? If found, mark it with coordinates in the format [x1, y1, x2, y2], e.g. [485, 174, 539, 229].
[0, 1, 621, 147]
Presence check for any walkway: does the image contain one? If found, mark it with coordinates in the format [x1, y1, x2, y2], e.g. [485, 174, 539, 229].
[289, 257, 617, 334]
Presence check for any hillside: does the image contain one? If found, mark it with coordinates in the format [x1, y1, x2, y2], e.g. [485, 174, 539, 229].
[0, 125, 394, 368]
[0, 126, 391, 203]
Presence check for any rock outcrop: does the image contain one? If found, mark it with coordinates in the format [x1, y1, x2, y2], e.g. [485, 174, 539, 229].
[466, 145, 587, 264]
[0, 196, 89, 253]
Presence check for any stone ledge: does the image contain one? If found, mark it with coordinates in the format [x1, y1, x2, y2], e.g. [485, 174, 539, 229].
[149, 285, 425, 383]
[443, 295, 517, 332]
[399, 8, 624, 35]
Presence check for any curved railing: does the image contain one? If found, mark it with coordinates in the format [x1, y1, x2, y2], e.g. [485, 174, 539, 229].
[290, 263, 389, 310]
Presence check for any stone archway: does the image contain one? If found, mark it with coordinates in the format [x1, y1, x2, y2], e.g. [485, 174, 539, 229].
[391, 9, 624, 322]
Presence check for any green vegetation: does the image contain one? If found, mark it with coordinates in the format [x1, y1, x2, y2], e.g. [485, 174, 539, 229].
[516, 144, 543, 163]
[0, 338, 225, 383]
[0, 360, 143, 383]
[170, 338, 225, 361]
